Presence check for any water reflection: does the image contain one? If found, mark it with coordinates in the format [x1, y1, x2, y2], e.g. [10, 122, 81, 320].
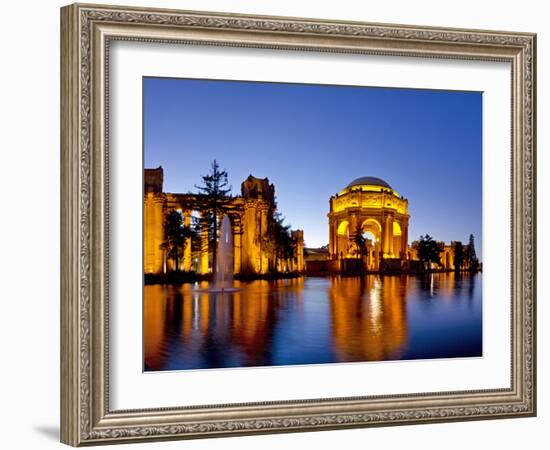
[329, 276, 408, 361]
[144, 273, 482, 371]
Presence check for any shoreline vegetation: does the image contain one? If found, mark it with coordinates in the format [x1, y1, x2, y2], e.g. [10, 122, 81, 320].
[145, 162, 482, 286]
[144, 267, 481, 286]
[144, 271, 304, 285]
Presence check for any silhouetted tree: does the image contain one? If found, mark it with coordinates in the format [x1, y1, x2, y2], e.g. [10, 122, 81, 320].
[162, 210, 194, 272]
[416, 234, 443, 270]
[267, 211, 295, 272]
[352, 226, 367, 262]
[195, 160, 232, 273]
[466, 233, 480, 272]
[453, 241, 464, 271]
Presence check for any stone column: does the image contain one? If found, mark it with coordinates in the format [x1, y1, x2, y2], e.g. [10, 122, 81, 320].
[292, 230, 305, 273]
[183, 210, 192, 271]
[388, 215, 394, 257]
[241, 201, 257, 274]
[328, 217, 334, 259]
[402, 221, 409, 259]
[233, 218, 242, 274]
[200, 216, 209, 274]
[349, 214, 358, 258]
[298, 235, 304, 272]
[335, 222, 342, 259]
[259, 203, 269, 274]
[381, 214, 388, 256]
[350, 214, 358, 235]
[144, 193, 165, 274]
[331, 219, 338, 259]
[374, 239, 381, 270]
[384, 215, 393, 257]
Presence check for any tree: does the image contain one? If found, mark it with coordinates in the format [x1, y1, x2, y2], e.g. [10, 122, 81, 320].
[268, 211, 295, 272]
[416, 234, 442, 270]
[453, 241, 464, 271]
[352, 226, 367, 261]
[195, 160, 232, 274]
[466, 233, 480, 272]
[162, 210, 194, 272]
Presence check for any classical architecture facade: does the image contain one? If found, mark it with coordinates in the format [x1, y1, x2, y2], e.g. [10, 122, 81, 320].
[144, 167, 305, 276]
[323, 176, 478, 274]
[328, 176, 410, 271]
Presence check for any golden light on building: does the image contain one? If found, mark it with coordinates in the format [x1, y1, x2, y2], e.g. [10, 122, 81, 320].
[143, 167, 305, 276]
[328, 176, 410, 270]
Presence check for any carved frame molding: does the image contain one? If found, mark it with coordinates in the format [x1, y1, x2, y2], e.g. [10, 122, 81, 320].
[60, 3, 536, 446]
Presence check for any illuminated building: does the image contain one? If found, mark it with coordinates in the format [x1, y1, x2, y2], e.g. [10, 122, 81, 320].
[325, 176, 478, 273]
[143, 167, 305, 275]
[328, 176, 410, 271]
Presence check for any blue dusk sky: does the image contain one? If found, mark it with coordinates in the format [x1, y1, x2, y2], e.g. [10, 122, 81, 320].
[144, 77, 482, 255]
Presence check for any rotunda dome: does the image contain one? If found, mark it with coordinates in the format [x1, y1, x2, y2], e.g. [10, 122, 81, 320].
[346, 176, 392, 190]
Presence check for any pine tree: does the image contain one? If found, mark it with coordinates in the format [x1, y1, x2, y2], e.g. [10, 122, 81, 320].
[453, 241, 464, 271]
[195, 160, 232, 274]
[467, 233, 479, 272]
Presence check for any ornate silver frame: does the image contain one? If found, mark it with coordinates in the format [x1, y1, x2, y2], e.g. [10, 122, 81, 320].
[60, 3, 536, 446]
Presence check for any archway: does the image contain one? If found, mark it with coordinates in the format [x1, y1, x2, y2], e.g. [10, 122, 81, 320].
[361, 218, 382, 270]
[336, 220, 350, 258]
[361, 218, 382, 237]
[337, 220, 349, 236]
[327, 175, 410, 273]
[392, 221, 403, 258]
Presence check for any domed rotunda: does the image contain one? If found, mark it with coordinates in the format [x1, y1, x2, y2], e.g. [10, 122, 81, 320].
[328, 176, 410, 270]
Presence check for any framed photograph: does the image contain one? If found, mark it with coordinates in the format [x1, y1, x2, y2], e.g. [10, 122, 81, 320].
[60, 3, 536, 446]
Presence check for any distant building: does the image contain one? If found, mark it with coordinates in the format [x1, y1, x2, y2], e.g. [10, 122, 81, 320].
[327, 176, 410, 271]
[303, 246, 330, 275]
[323, 176, 476, 274]
[144, 167, 304, 275]
[304, 246, 330, 262]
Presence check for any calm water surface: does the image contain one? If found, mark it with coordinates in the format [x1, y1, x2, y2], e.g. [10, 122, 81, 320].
[144, 273, 482, 371]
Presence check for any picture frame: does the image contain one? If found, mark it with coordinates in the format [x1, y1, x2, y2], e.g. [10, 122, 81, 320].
[60, 2, 536, 446]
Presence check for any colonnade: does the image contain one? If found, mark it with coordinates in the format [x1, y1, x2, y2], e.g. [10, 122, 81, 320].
[144, 168, 305, 276]
[328, 212, 409, 272]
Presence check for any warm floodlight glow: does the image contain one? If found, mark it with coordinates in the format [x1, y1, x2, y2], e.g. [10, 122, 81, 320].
[337, 220, 349, 236]
[329, 177, 410, 268]
[393, 221, 402, 236]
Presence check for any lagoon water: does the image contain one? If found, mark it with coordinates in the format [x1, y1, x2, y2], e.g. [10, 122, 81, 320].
[144, 272, 482, 371]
